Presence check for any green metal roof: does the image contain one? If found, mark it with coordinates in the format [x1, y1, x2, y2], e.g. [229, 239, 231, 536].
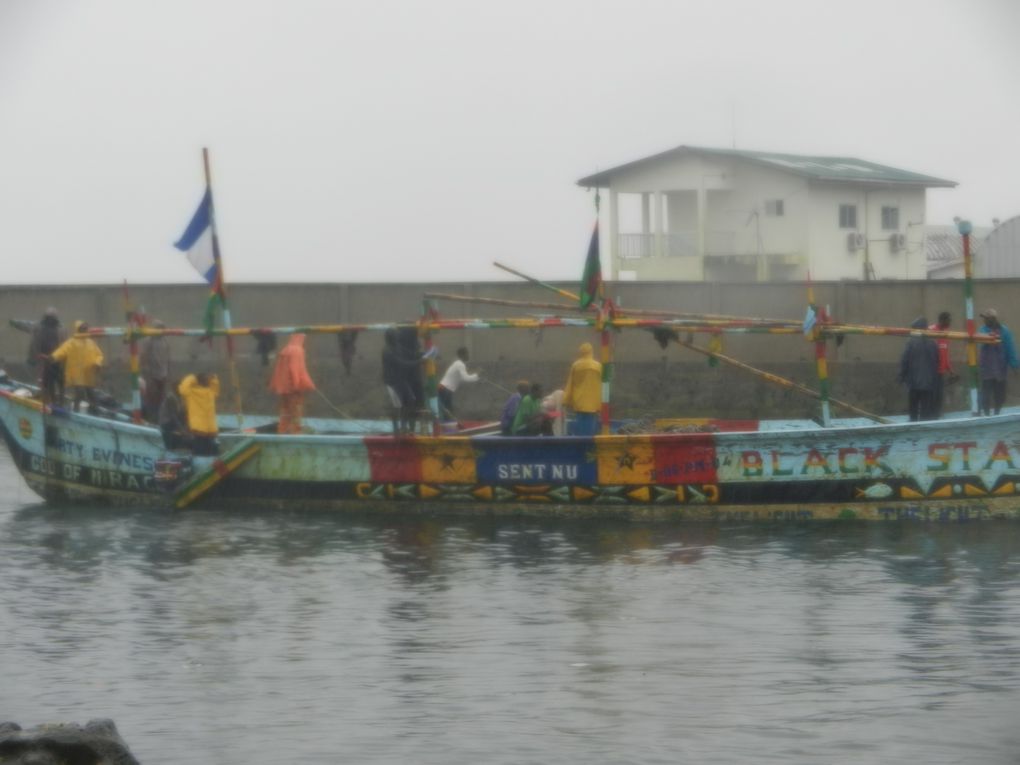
[577, 145, 957, 188]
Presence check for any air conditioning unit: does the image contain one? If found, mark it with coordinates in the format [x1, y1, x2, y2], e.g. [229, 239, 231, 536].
[846, 232, 865, 252]
[889, 232, 906, 253]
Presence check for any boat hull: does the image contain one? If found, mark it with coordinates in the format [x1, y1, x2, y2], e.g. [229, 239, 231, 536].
[3, 387, 1020, 521]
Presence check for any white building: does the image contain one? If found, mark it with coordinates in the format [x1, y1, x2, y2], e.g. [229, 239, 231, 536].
[577, 146, 956, 282]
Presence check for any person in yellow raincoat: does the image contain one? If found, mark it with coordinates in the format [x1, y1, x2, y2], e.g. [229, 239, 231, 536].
[269, 333, 316, 433]
[178, 372, 220, 455]
[50, 321, 104, 412]
[563, 341, 603, 436]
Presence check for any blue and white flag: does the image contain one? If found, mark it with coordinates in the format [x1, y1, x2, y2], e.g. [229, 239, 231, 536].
[173, 188, 218, 285]
[802, 305, 817, 337]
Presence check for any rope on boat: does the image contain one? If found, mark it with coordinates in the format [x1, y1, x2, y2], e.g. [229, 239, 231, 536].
[312, 388, 375, 432]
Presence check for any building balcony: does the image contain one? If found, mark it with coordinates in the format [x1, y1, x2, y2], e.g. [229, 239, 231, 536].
[617, 230, 738, 259]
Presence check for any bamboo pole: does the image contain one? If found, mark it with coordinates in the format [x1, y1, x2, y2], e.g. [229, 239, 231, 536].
[493, 261, 582, 303]
[78, 319, 1000, 342]
[472, 278, 803, 324]
[672, 337, 890, 423]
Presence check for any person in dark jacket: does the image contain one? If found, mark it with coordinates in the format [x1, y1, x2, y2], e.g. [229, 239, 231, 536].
[28, 307, 67, 404]
[978, 308, 1019, 415]
[140, 320, 171, 422]
[158, 378, 189, 450]
[898, 316, 939, 421]
[382, 328, 432, 435]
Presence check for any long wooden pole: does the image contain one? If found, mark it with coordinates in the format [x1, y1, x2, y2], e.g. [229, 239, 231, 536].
[80, 319, 999, 343]
[673, 338, 890, 423]
[202, 147, 244, 430]
[480, 274, 802, 324]
[493, 261, 581, 303]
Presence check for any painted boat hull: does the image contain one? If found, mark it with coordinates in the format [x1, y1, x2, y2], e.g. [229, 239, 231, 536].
[3, 386, 1020, 521]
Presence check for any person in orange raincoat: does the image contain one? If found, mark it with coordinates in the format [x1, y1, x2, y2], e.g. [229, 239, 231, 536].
[269, 333, 316, 433]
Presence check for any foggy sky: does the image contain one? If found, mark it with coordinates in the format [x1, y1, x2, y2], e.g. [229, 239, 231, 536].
[1, 0, 1018, 285]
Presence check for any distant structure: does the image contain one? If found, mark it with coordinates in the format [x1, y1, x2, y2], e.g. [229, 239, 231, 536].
[926, 218, 1020, 279]
[577, 145, 955, 282]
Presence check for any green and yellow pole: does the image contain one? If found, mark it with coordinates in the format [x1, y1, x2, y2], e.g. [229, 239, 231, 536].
[599, 300, 613, 435]
[122, 281, 142, 424]
[959, 219, 980, 415]
[807, 279, 831, 426]
[421, 298, 440, 435]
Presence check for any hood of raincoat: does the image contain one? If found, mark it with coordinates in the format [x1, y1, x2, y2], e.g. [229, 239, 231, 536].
[579, 342, 593, 358]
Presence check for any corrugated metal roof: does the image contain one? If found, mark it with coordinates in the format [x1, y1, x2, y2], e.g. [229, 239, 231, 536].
[577, 145, 957, 188]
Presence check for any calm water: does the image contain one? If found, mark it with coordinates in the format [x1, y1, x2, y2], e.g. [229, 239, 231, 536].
[2, 449, 1020, 764]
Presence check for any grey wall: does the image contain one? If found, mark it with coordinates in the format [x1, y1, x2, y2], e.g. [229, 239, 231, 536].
[1, 280, 1012, 420]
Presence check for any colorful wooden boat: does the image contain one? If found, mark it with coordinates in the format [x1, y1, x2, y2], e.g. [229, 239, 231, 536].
[3, 374, 1019, 521]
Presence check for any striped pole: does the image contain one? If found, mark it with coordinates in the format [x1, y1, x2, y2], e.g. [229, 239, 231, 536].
[806, 278, 831, 426]
[959, 220, 980, 415]
[122, 281, 142, 423]
[420, 298, 440, 435]
[80, 318, 1000, 342]
[599, 302, 613, 435]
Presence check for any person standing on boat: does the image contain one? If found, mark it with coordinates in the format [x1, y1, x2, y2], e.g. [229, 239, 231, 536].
[978, 308, 1019, 416]
[269, 333, 316, 434]
[499, 380, 529, 435]
[50, 321, 104, 413]
[28, 307, 67, 405]
[382, 328, 430, 435]
[438, 346, 480, 420]
[158, 378, 189, 450]
[563, 342, 603, 436]
[897, 317, 938, 422]
[928, 311, 955, 419]
[178, 372, 220, 455]
[140, 320, 171, 422]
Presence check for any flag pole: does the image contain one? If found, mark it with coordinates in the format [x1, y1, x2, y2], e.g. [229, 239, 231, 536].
[594, 192, 613, 436]
[202, 147, 245, 430]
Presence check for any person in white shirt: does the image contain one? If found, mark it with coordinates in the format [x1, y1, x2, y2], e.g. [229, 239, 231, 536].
[438, 346, 480, 420]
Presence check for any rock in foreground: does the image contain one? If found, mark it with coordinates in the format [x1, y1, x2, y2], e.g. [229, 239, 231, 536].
[0, 719, 139, 765]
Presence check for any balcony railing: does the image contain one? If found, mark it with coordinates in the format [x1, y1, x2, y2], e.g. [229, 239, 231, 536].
[618, 232, 698, 258]
[618, 230, 739, 258]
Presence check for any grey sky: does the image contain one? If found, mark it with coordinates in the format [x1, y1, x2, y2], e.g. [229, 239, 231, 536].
[1, 0, 1017, 284]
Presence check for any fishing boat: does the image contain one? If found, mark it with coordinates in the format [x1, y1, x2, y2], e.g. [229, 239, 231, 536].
[2, 299, 1018, 522]
[4, 153, 1009, 521]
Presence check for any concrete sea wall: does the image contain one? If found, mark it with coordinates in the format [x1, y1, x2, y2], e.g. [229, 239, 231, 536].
[1, 279, 1014, 420]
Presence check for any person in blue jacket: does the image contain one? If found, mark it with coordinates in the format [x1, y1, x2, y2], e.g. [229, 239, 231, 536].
[978, 308, 1019, 415]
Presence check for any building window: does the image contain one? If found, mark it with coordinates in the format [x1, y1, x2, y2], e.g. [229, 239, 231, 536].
[881, 206, 899, 230]
[839, 204, 857, 229]
[764, 199, 784, 217]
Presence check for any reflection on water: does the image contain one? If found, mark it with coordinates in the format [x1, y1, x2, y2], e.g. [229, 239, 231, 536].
[1, 452, 1020, 764]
